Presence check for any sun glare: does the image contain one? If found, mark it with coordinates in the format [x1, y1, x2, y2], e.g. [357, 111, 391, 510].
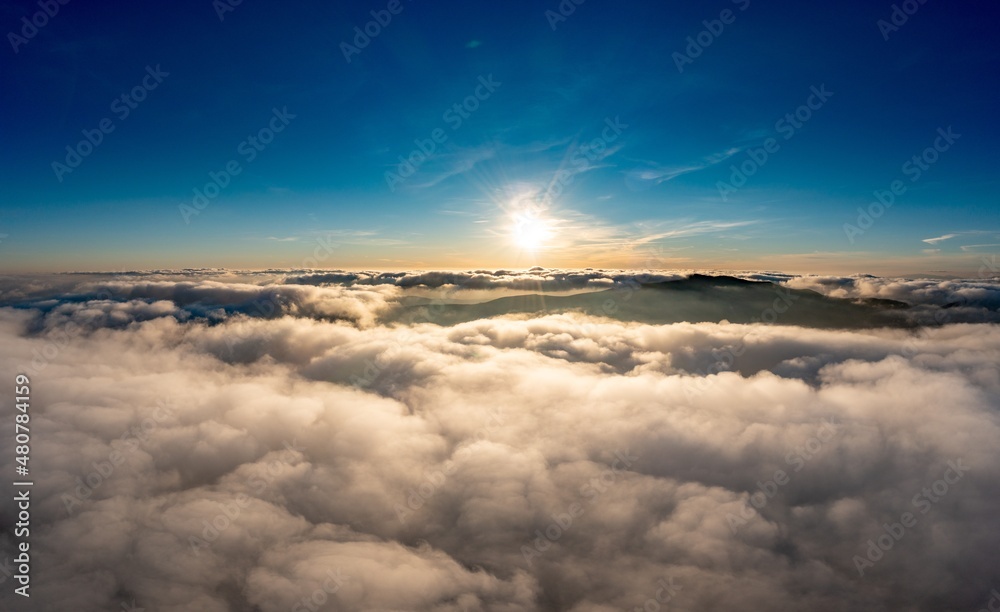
[512, 211, 553, 251]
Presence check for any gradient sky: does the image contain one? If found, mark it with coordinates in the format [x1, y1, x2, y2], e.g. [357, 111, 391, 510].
[1, 0, 997, 274]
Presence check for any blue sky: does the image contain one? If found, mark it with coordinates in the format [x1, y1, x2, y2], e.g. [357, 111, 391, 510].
[1, 0, 997, 274]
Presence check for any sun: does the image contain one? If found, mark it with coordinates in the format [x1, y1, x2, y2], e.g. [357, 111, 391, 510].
[512, 210, 553, 251]
[499, 189, 559, 255]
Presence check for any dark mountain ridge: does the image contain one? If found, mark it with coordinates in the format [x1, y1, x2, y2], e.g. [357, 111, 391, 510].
[386, 275, 913, 329]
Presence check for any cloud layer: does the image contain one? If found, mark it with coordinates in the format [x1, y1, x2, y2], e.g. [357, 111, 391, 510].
[1, 271, 999, 611]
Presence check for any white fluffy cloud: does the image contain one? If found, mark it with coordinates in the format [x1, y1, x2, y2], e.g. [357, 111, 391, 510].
[1, 272, 999, 611]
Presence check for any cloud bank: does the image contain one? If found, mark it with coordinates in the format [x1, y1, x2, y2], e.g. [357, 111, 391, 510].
[1, 270, 999, 611]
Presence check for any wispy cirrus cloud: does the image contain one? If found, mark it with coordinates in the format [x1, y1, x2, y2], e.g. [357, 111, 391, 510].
[622, 219, 757, 246]
[408, 144, 498, 190]
[625, 147, 742, 190]
[922, 233, 958, 244]
[922, 231, 999, 247]
[298, 229, 410, 247]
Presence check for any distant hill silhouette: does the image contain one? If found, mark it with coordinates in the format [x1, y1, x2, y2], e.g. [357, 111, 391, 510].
[386, 275, 913, 328]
